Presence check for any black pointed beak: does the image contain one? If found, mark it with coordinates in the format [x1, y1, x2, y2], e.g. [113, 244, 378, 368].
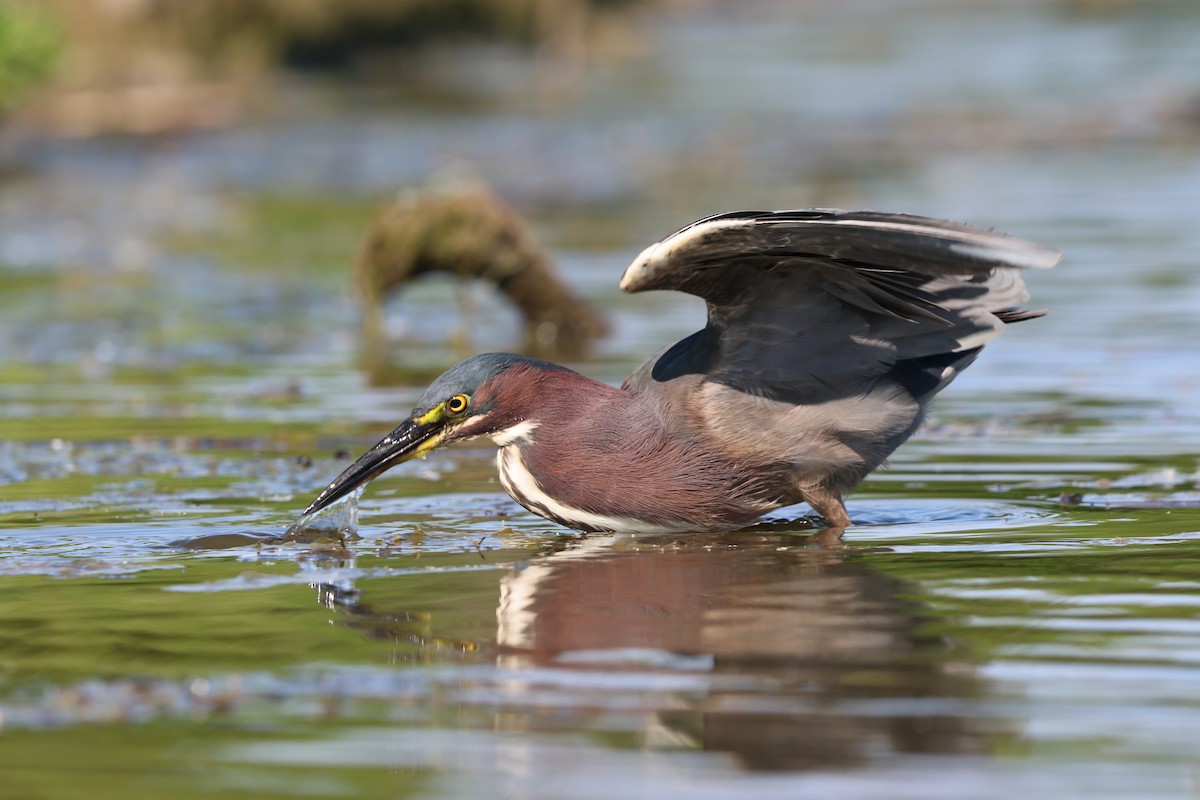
[303, 418, 441, 516]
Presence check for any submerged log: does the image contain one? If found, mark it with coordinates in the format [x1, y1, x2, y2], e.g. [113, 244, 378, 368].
[356, 187, 608, 362]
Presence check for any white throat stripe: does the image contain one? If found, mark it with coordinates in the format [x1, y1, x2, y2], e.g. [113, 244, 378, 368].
[495, 447, 682, 534]
[490, 419, 539, 447]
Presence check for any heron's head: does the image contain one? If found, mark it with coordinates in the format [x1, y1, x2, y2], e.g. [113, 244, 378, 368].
[302, 352, 569, 515]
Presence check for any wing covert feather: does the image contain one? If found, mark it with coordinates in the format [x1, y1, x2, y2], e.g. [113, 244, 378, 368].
[621, 209, 1061, 404]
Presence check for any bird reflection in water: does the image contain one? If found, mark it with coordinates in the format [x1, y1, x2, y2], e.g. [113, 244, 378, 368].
[307, 531, 990, 771]
[307, 563, 482, 656]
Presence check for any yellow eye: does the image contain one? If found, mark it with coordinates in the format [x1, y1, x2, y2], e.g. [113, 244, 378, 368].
[445, 394, 469, 415]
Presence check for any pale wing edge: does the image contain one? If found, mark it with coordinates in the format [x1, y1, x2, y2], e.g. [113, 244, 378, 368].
[620, 209, 1062, 295]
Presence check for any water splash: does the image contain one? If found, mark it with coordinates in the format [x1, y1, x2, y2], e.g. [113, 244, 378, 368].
[283, 486, 364, 541]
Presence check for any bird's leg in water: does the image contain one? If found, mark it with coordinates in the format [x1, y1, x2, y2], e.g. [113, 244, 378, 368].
[812, 527, 847, 548]
[805, 488, 851, 529]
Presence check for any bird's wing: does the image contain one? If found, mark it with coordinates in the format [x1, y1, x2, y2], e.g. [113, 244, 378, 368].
[620, 209, 1061, 403]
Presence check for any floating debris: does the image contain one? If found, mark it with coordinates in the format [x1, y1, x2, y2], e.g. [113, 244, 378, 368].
[1061, 491, 1200, 510]
[356, 185, 608, 363]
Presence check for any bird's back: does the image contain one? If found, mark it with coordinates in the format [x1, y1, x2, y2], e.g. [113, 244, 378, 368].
[620, 209, 1061, 525]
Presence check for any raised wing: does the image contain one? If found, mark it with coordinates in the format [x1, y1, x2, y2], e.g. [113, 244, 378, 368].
[620, 209, 1061, 404]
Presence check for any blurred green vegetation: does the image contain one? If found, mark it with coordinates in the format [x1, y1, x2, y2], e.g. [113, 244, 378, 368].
[0, 4, 60, 112]
[0, 0, 640, 132]
[37, 0, 638, 86]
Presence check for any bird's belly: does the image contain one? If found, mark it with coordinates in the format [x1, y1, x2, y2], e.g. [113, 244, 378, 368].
[495, 447, 698, 534]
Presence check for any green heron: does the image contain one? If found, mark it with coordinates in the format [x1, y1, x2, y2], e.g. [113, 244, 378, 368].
[303, 209, 1060, 531]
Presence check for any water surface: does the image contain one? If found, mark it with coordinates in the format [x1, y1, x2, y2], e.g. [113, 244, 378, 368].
[2, 2, 1199, 798]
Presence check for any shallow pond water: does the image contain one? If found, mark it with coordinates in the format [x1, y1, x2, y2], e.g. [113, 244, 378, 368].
[2, 2, 1200, 798]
